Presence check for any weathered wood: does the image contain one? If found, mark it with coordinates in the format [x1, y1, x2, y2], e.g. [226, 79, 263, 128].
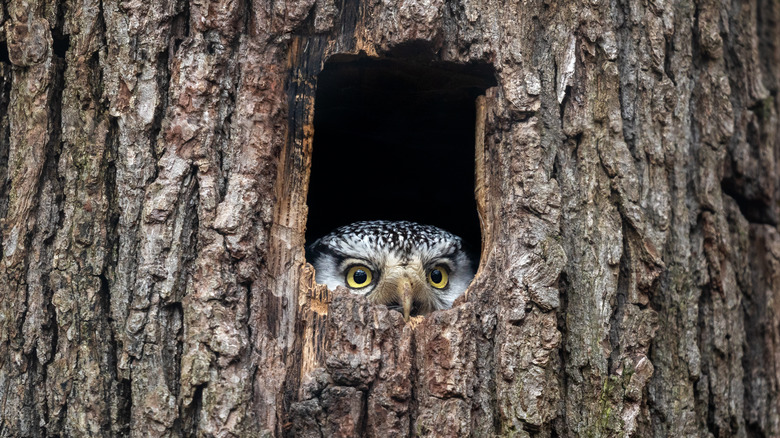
[1, 0, 779, 436]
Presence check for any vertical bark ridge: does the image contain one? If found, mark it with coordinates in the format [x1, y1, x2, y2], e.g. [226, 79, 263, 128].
[0, 56, 10, 224]
[43, 0, 121, 433]
[721, 1, 780, 437]
[0, 0, 61, 434]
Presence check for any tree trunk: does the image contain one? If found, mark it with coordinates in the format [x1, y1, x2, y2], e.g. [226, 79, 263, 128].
[1, 0, 779, 436]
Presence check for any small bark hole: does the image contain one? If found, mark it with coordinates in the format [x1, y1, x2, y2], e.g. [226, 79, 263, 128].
[0, 41, 10, 64]
[306, 55, 496, 253]
[52, 35, 70, 59]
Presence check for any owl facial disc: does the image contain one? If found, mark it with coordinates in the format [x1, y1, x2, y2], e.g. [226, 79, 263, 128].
[306, 220, 476, 320]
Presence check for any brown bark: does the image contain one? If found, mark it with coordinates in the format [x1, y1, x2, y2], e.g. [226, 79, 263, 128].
[1, 0, 779, 436]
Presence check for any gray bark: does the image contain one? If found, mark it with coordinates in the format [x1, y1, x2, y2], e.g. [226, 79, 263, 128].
[1, 0, 779, 436]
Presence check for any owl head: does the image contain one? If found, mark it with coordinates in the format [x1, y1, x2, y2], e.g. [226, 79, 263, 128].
[306, 221, 476, 320]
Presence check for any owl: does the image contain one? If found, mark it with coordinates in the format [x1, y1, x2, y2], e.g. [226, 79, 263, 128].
[306, 220, 476, 320]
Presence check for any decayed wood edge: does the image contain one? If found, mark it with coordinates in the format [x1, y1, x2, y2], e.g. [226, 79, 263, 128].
[472, 94, 491, 296]
[272, 34, 315, 411]
[297, 264, 331, 395]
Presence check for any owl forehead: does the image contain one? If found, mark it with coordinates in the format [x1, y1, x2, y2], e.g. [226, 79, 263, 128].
[321, 221, 461, 259]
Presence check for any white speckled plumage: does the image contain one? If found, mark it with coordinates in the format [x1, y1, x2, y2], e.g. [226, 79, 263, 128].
[306, 221, 476, 319]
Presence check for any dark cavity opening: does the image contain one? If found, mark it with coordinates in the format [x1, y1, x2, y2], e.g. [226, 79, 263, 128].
[306, 55, 496, 251]
[0, 41, 10, 64]
[52, 34, 70, 59]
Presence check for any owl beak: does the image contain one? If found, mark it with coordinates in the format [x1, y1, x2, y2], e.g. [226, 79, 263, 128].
[400, 278, 414, 322]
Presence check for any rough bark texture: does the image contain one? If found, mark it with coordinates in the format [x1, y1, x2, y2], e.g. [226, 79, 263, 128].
[1, 0, 779, 437]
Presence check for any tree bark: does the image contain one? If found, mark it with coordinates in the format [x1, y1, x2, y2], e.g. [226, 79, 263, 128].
[1, 0, 779, 436]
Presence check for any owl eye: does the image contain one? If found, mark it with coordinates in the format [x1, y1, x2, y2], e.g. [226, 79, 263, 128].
[428, 266, 449, 289]
[346, 265, 373, 289]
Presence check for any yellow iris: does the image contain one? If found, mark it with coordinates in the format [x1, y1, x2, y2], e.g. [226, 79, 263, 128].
[346, 265, 373, 288]
[428, 266, 449, 289]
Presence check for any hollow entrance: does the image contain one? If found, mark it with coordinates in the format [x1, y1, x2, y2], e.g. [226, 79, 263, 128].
[306, 55, 496, 251]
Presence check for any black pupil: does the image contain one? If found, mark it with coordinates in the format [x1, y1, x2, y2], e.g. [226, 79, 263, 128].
[353, 269, 368, 284]
[431, 269, 443, 283]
